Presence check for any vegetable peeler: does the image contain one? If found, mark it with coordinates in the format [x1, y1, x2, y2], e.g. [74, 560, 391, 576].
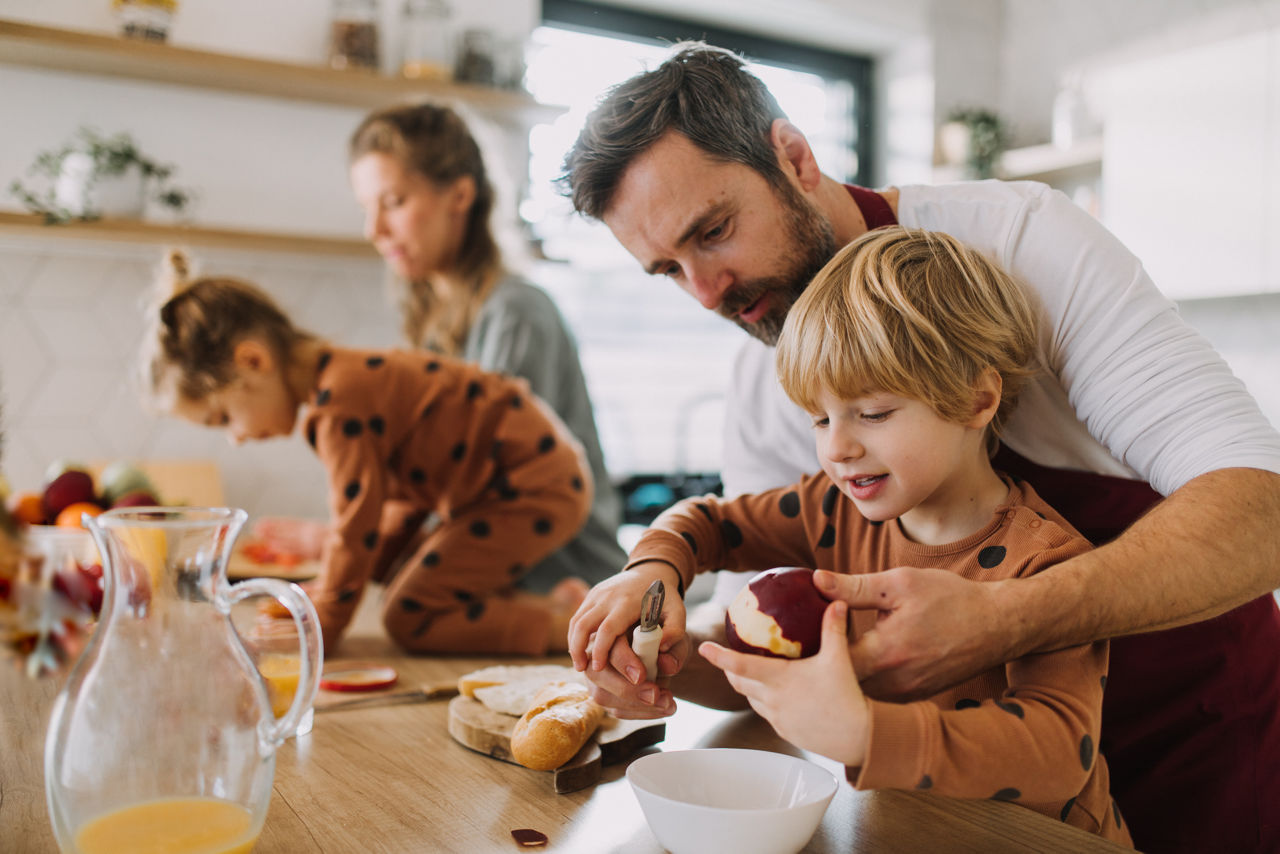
[632, 579, 665, 683]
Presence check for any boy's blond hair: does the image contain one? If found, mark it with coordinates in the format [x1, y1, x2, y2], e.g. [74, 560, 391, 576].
[776, 227, 1040, 442]
[142, 249, 317, 409]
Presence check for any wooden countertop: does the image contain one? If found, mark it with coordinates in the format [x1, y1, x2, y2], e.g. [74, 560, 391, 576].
[2, 589, 1130, 853]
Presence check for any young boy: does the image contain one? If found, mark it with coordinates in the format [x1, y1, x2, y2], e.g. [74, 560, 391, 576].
[568, 227, 1131, 845]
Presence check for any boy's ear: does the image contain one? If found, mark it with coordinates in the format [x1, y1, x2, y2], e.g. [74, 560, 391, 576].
[966, 367, 1003, 430]
[232, 339, 275, 375]
[771, 119, 822, 193]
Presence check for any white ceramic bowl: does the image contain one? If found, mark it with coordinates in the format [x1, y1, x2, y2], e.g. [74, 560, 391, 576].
[627, 748, 838, 854]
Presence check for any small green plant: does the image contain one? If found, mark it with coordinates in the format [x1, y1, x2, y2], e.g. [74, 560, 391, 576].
[8, 126, 191, 224]
[946, 108, 1009, 179]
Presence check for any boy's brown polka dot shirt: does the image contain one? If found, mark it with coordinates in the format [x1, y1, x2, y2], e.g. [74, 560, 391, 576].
[626, 473, 1130, 846]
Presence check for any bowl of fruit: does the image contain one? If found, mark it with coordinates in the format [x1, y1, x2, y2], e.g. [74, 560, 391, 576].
[2, 460, 162, 675]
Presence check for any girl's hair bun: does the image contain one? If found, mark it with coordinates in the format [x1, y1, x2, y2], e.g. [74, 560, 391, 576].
[160, 248, 193, 298]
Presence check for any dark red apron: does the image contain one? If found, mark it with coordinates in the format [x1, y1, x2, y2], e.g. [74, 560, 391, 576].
[994, 446, 1280, 854]
[846, 184, 1280, 851]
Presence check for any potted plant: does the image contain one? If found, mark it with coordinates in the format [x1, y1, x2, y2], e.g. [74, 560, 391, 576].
[8, 127, 191, 225]
[941, 108, 1009, 179]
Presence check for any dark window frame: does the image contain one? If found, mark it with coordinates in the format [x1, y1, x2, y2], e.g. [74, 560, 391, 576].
[540, 0, 875, 184]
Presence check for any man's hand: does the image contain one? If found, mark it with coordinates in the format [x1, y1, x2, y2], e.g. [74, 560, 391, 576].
[568, 563, 689, 719]
[815, 567, 1016, 701]
[575, 632, 691, 719]
[699, 599, 868, 766]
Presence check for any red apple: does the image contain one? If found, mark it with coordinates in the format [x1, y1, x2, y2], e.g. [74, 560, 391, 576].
[111, 490, 160, 509]
[42, 470, 97, 521]
[725, 567, 830, 659]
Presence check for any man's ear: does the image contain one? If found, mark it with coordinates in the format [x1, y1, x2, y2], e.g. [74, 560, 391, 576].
[771, 119, 822, 193]
[966, 367, 1003, 430]
[232, 339, 275, 376]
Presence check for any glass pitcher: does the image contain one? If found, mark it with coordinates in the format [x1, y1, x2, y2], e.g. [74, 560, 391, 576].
[44, 507, 322, 854]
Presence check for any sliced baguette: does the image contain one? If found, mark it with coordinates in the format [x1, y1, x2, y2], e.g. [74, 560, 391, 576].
[510, 681, 605, 771]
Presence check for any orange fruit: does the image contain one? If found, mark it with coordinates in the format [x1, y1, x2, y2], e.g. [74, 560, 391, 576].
[7, 492, 46, 526]
[55, 502, 104, 529]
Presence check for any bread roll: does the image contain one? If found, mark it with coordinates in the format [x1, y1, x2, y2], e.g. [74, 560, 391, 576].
[510, 681, 605, 771]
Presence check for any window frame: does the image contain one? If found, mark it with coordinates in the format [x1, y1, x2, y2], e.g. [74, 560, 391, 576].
[540, 0, 875, 184]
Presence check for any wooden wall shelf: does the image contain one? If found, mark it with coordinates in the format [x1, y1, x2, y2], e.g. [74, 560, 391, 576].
[0, 19, 563, 124]
[998, 136, 1102, 180]
[0, 211, 377, 257]
[933, 136, 1102, 185]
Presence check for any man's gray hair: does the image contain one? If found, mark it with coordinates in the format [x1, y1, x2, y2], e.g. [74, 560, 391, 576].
[559, 41, 789, 220]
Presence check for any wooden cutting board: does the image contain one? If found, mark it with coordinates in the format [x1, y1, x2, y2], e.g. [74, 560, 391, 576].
[447, 694, 665, 793]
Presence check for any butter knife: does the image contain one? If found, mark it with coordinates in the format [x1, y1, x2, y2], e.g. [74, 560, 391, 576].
[315, 681, 459, 713]
[632, 579, 665, 683]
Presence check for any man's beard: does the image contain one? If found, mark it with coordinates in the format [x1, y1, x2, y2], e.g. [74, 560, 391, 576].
[717, 183, 838, 346]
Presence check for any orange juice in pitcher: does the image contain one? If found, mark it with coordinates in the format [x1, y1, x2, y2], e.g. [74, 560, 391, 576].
[75, 796, 258, 854]
[259, 653, 302, 717]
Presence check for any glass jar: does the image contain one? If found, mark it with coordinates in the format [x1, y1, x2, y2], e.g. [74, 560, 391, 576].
[454, 28, 496, 86]
[329, 0, 381, 72]
[400, 0, 454, 81]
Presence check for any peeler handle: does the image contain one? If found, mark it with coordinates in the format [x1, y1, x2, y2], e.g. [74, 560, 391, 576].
[632, 624, 661, 683]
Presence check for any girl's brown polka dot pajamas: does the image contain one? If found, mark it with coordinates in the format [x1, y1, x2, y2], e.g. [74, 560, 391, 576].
[302, 348, 592, 655]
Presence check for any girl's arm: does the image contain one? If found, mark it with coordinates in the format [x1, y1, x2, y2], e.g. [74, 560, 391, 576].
[306, 410, 393, 650]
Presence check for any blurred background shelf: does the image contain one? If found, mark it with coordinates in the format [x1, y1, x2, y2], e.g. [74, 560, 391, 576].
[998, 136, 1102, 180]
[933, 136, 1102, 184]
[0, 18, 564, 124]
[0, 211, 376, 257]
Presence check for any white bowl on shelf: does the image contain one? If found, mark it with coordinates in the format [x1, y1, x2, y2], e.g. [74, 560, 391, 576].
[627, 748, 837, 854]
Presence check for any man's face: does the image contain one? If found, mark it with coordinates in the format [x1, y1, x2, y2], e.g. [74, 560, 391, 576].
[601, 132, 837, 345]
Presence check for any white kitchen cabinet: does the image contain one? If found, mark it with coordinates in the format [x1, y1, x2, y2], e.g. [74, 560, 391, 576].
[1095, 28, 1275, 300]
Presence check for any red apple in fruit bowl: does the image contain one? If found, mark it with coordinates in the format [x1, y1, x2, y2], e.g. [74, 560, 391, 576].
[725, 567, 830, 659]
[41, 470, 97, 521]
[111, 490, 160, 509]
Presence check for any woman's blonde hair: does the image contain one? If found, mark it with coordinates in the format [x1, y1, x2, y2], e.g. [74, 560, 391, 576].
[143, 249, 317, 408]
[776, 227, 1040, 443]
[349, 102, 502, 356]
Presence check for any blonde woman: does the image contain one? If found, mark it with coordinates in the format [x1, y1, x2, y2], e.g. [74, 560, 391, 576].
[348, 103, 625, 596]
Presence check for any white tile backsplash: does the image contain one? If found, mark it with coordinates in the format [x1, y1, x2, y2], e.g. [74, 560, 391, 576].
[0, 236, 394, 521]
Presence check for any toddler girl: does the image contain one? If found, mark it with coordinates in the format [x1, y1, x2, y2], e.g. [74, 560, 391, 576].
[145, 251, 592, 655]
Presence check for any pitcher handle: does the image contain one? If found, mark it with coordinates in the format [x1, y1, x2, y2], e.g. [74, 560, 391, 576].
[225, 578, 323, 748]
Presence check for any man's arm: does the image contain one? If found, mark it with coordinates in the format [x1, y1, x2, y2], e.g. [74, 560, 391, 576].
[1007, 466, 1280, 641]
[830, 467, 1280, 701]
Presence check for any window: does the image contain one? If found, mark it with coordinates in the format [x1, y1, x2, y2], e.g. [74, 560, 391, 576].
[520, 1, 873, 485]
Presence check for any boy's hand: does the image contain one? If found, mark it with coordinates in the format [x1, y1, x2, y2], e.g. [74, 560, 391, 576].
[567, 563, 689, 719]
[700, 599, 868, 767]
